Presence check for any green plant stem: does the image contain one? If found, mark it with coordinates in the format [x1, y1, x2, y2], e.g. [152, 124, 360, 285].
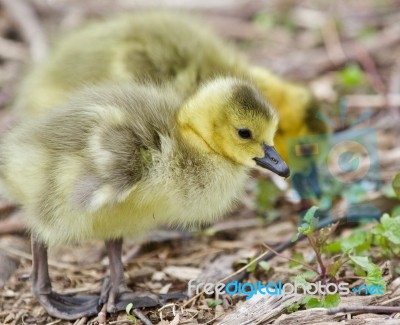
[308, 235, 327, 278]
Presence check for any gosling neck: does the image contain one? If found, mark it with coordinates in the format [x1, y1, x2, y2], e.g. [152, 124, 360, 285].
[176, 116, 246, 172]
[175, 93, 219, 156]
[176, 117, 217, 156]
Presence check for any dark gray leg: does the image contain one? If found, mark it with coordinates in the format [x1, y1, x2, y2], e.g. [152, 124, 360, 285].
[103, 238, 160, 313]
[31, 237, 99, 320]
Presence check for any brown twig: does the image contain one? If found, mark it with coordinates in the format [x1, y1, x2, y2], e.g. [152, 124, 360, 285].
[328, 305, 400, 315]
[262, 242, 318, 273]
[0, 242, 79, 271]
[336, 274, 362, 283]
[353, 42, 388, 106]
[380, 295, 400, 306]
[73, 317, 88, 325]
[0, 200, 17, 215]
[0, 212, 26, 235]
[97, 303, 107, 325]
[318, 222, 339, 248]
[132, 308, 152, 325]
[0, 37, 28, 61]
[122, 244, 141, 263]
[321, 18, 347, 67]
[346, 94, 400, 107]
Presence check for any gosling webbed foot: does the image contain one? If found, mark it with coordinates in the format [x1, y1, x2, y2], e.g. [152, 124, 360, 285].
[104, 239, 162, 313]
[99, 282, 160, 313]
[159, 291, 187, 304]
[104, 239, 186, 313]
[112, 291, 161, 312]
[106, 289, 186, 313]
[35, 291, 100, 320]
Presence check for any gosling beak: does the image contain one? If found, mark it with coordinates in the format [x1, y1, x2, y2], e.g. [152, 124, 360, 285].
[254, 145, 290, 178]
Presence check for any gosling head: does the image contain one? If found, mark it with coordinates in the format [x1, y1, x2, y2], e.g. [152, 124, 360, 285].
[177, 77, 290, 177]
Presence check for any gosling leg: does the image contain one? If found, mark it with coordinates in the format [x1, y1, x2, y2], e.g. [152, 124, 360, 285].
[31, 237, 99, 320]
[103, 238, 160, 313]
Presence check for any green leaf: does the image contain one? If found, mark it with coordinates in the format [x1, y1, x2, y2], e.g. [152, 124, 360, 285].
[238, 258, 257, 273]
[340, 230, 371, 253]
[350, 256, 386, 291]
[366, 265, 386, 290]
[358, 26, 378, 40]
[289, 253, 305, 269]
[304, 297, 322, 309]
[350, 256, 374, 271]
[323, 294, 341, 308]
[327, 259, 345, 278]
[380, 214, 400, 245]
[372, 214, 400, 247]
[303, 270, 318, 280]
[391, 205, 400, 218]
[292, 206, 319, 241]
[125, 303, 138, 323]
[292, 275, 313, 291]
[259, 261, 271, 272]
[237, 259, 248, 265]
[323, 240, 342, 254]
[383, 183, 397, 198]
[207, 299, 223, 308]
[301, 295, 313, 304]
[246, 259, 257, 273]
[253, 12, 275, 29]
[286, 302, 301, 313]
[339, 64, 365, 87]
[340, 233, 364, 252]
[304, 206, 319, 224]
[303, 294, 340, 309]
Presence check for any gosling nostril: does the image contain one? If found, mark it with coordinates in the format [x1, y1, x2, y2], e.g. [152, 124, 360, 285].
[270, 157, 278, 164]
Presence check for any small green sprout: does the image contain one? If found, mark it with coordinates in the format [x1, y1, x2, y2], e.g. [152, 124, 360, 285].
[207, 299, 223, 308]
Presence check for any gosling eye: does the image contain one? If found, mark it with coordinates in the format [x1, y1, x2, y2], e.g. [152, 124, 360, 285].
[237, 128, 253, 140]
